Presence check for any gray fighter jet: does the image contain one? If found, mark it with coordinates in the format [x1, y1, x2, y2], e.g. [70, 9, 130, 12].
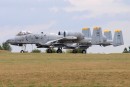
[6, 27, 124, 53]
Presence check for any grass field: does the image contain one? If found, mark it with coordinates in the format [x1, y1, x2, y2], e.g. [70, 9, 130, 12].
[0, 53, 130, 87]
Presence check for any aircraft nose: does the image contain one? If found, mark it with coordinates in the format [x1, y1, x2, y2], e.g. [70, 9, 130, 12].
[6, 40, 10, 43]
[6, 39, 13, 43]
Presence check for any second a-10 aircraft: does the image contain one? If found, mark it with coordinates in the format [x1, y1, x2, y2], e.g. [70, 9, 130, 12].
[6, 27, 124, 53]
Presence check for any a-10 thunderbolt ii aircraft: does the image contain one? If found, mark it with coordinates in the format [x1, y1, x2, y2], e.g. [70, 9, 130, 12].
[6, 27, 124, 53]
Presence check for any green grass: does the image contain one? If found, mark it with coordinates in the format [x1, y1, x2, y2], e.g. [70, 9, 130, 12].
[0, 53, 130, 87]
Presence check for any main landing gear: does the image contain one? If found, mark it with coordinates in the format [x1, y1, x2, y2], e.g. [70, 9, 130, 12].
[46, 48, 63, 53]
[82, 49, 86, 54]
[46, 48, 87, 54]
[46, 48, 53, 53]
[72, 49, 77, 53]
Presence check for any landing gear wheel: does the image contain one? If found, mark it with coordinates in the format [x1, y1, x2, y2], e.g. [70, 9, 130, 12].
[57, 49, 62, 53]
[20, 50, 24, 53]
[72, 49, 77, 53]
[82, 50, 86, 54]
[47, 49, 52, 53]
[20, 44, 26, 53]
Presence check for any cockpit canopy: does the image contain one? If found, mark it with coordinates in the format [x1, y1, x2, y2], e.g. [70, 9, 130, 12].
[16, 31, 32, 36]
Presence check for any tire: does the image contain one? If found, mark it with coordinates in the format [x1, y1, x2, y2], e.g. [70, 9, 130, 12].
[82, 50, 86, 54]
[47, 49, 52, 53]
[20, 50, 24, 53]
[57, 49, 62, 53]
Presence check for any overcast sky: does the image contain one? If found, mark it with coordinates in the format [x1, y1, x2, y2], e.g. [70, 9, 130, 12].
[0, 0, 130, 53]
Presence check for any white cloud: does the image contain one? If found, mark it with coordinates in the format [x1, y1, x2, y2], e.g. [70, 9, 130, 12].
[64, 0, 130, 18]
[24, 21, 56, 33]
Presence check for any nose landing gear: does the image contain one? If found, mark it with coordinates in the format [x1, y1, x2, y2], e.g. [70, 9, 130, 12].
[20, 44, 27, 53]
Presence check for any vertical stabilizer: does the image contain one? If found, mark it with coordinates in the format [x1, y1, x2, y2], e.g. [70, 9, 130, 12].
[113, 30, 124, 46]
[92, 27, 103, 45]
[104, 30, 112, 40]
[82, 28, 91, 38]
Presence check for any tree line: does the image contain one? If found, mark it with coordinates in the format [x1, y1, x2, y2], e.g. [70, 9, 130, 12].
[0, 41, 129, 53]
[0, 42, 12, 51]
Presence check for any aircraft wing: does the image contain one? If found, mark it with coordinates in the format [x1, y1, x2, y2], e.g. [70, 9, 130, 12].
[45, 36, 77, 46]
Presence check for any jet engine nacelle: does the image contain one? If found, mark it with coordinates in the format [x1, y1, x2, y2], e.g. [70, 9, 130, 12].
[58, 31, 84, 39]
